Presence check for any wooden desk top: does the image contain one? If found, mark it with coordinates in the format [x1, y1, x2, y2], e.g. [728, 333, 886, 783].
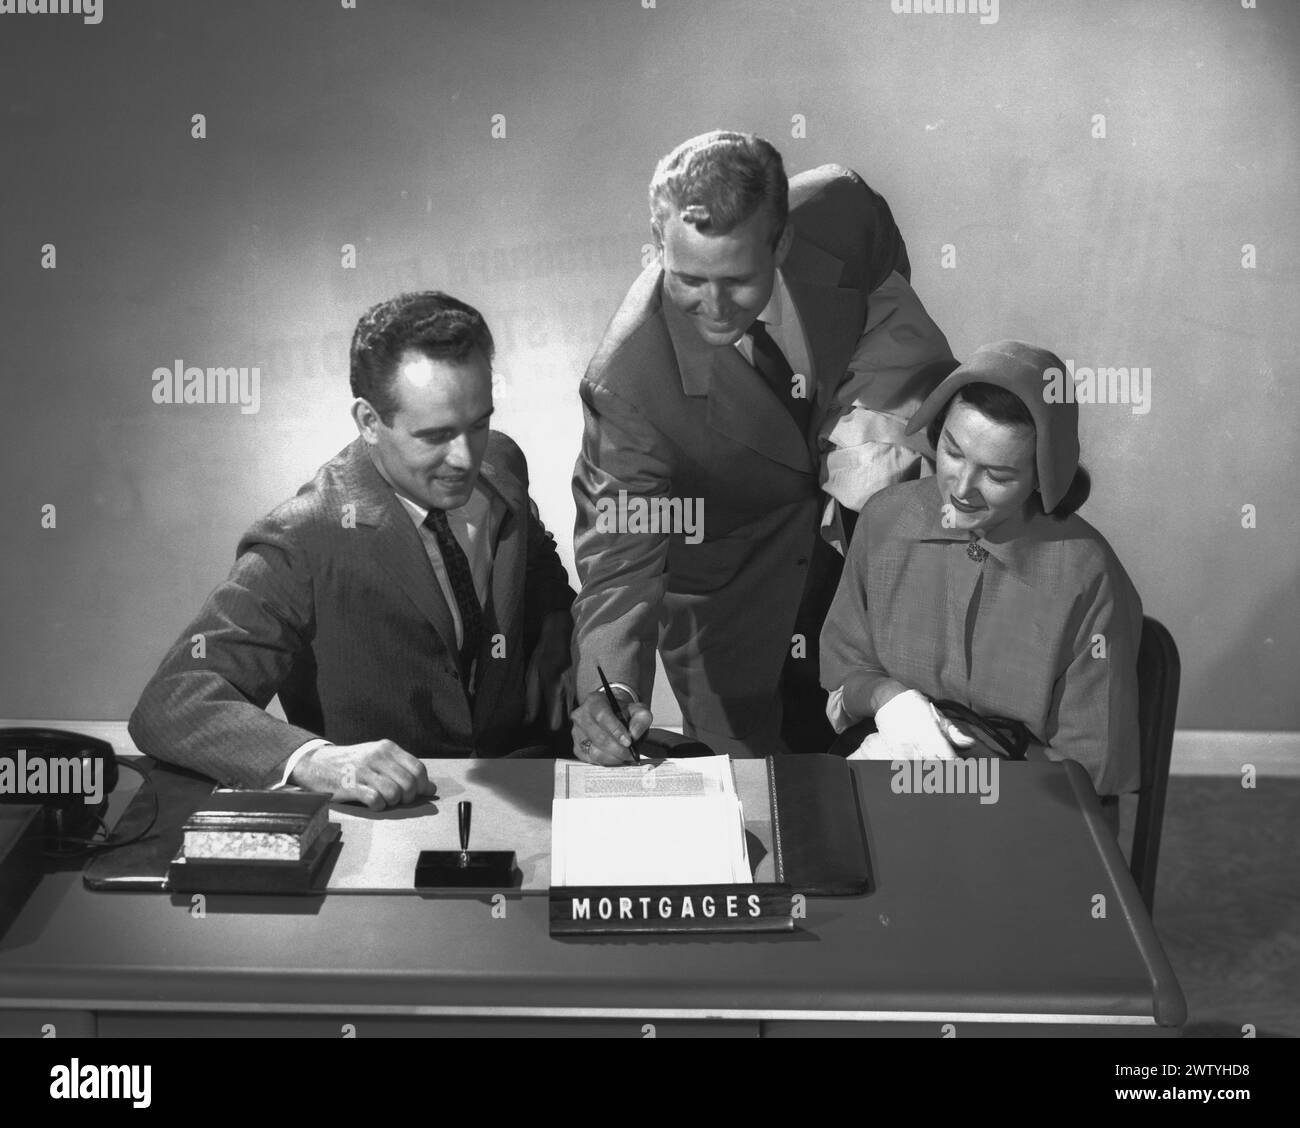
[0, 758, 1184, 1027]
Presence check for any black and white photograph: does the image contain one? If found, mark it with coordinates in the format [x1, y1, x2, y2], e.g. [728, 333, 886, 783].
[0, 0, 1294, 1101]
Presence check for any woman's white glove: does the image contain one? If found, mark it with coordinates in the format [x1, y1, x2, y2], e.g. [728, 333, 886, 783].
[851, 689, 976, 761]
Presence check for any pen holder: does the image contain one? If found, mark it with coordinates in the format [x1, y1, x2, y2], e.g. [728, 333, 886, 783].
[414, 849, 518, 889]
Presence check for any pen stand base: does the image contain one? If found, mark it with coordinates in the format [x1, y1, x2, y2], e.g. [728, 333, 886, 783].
[414, 850, 517, 889]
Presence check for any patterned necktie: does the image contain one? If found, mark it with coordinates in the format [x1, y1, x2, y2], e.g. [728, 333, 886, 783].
[423, 508, 483, 688]
[747, 319, 812, 434]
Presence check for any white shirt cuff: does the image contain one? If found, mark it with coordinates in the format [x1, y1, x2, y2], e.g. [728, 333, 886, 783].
[822, 435, 924, 513]
[825, 686, 851, 735]
[605, 681, 639, 703]
[274, 738, 331, 789]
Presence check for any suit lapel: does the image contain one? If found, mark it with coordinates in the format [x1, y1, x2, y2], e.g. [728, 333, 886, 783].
[478, 450, 525, 651]
[470, 449, 526, 731]
[664, 284, 812, 473]
[336, 440, 459, 662]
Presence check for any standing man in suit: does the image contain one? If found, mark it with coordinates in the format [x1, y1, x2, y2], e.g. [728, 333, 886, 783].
[130, 291, 575, 808]
[570, 131, 953, 762]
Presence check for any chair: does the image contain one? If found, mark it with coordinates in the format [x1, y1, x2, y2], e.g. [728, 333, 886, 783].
[1131, 616, 1181, 915]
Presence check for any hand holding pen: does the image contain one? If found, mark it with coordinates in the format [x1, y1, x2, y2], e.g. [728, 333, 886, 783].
[571, 665, 653, 765]
[599, 666, 641, 764]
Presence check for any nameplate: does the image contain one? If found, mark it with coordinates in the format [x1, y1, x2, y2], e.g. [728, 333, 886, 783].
[549, 883, 794, 936]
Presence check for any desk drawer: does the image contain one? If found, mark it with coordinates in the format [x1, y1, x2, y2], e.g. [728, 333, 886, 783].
[0, 1009, 96, 1038]
[97, 1013, 759, 1038]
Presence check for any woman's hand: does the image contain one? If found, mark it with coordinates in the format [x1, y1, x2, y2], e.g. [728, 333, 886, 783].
[870, 689, 975, 760]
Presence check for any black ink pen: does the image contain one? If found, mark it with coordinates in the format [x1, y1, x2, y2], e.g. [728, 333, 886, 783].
[597, 664, 640, 764]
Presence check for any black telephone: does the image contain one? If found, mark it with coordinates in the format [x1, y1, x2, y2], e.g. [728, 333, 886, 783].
[0, 727, 119, 839]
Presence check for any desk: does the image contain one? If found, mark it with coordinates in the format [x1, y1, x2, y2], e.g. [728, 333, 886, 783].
[0, 757, 1185, 1037]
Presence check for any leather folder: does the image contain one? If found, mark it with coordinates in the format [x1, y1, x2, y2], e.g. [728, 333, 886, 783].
[84, 761, 343, 894]
[767, 753, 872, 896]
[83, 759, 217, 891]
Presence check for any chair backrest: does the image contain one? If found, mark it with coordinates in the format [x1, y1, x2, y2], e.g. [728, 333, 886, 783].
[1131, 616, 1180, 914]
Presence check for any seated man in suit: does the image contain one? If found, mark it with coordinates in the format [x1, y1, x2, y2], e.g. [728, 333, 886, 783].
[570, 130, 953, 763]
[130, 291, 575, 809]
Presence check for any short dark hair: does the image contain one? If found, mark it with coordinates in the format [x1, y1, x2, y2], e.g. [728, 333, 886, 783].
[349, 291, 494, 423]
[649, 131, 788, 249]
[925, 381, 1091, 518]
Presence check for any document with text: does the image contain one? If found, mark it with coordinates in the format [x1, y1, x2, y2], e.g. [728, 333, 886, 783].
[551, 758, 752, 886]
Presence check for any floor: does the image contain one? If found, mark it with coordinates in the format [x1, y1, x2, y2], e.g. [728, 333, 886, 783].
[1129, 777, 1300, 1038]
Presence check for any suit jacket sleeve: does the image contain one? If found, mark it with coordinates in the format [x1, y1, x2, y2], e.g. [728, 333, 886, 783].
[820, 276, 954, 512]
[128, 512, 324, 789]
[786, 167, 955, 536]
[570, 378, 674, 702]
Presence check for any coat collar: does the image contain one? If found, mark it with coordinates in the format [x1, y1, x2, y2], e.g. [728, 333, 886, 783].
[334, 437, 524, 528]
[662, 229, 868, 473]
[665, 290, 811, 473]
[897, 477, 1051, 588]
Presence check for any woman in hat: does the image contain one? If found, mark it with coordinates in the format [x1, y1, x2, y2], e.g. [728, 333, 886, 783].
[820, 341, 1142, 797]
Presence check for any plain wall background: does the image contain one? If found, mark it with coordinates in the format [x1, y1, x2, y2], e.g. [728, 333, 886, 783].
[1, 0, 1296, 730]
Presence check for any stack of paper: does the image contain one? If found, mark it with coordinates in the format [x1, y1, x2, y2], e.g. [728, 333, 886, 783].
[550, 758, 752, 886]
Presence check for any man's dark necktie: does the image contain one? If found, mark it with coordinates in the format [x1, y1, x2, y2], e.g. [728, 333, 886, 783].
[423, 508, 483, 691]
[746, 319, 812, 435]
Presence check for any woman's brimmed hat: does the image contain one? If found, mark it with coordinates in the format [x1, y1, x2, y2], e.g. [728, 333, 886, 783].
[904, 340, 1080, 512]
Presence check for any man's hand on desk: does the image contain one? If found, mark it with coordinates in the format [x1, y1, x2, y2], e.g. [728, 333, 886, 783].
[571, 685, 652, 765]
[291, 740, 437, 810]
